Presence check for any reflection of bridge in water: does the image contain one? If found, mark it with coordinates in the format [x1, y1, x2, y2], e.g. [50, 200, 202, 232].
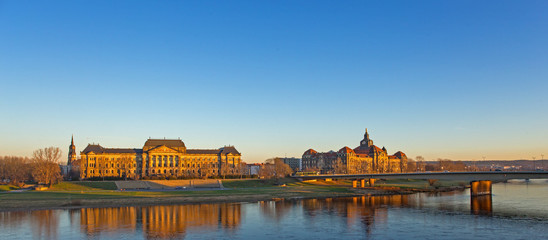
[293, 171, 548, 196]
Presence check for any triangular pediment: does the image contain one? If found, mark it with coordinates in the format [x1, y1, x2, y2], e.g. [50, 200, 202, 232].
[147, 145, 179, 153]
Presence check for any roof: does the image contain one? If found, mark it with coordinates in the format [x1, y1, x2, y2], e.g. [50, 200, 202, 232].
[81, 144, 142, 154]
[353, 146, 369, 154]
[103, 148, 143, 154]
[82, 144, 104, 154]
[144, 139, 185, 148]
[338, 146, 355, 154]
[220, 146, 241, 155]
[370, 145, 384, 153]
[393, 151, 407, 158]
[304, 149, 318, 155]
[187, 149, 220, 155]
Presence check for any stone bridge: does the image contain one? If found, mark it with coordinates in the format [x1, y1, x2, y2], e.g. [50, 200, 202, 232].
[292, 171, 548, 196]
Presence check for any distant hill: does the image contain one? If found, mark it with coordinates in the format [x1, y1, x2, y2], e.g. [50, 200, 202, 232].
[425, 160, 548, 171]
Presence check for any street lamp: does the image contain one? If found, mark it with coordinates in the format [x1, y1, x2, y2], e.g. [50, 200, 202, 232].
[533, 156, 536, 170]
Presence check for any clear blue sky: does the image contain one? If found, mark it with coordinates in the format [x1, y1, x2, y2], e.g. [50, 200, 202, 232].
[1, 0, 547, 162]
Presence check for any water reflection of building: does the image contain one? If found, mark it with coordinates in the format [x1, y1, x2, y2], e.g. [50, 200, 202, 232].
[80, 207, 138, 235]
[79, 204, 241, 239]
[259, 200, 294, 221]
[0, 210, 60, 239]
[301, 196, 409, 234]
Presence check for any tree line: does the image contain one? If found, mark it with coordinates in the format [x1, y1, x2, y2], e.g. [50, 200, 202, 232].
[258, 158, 293, 181]
[0, 147, 63, 187]
[406, 156, 469, 172]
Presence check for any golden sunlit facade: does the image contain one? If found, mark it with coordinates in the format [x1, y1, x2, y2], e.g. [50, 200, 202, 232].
[78, 139, 241, 179]
[302, 129, 407, 174]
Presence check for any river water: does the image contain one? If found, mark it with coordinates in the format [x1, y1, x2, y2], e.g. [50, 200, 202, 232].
[1, 180, 548, 239]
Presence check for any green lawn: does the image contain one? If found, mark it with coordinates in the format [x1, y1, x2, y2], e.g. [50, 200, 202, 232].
[0, 185, 19, 191]
[48, 181, 118, 191]
[222, 178, 298, 188]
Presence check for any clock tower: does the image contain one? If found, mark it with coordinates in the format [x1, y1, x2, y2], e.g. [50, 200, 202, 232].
[360, 128, 374, 147]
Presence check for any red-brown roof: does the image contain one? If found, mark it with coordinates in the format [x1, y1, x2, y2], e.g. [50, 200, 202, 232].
[338, 146, 355, 154]
[393, 151, 407, 158]
[304, 149, 318, 155]
[370, 145, 383, 153]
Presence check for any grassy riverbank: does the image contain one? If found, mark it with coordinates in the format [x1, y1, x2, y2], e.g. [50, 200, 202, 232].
[0, 179, 466, 211]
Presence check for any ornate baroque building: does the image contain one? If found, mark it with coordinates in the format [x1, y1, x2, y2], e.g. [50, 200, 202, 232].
[75, 138, 241, 179]
[302, 129, 407, 174]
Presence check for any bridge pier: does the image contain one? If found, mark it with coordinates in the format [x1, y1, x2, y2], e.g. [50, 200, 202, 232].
[352, 180, 358, 188]
[470, 180, 492, 196]
[360, 179, 366, 188]
[368, 178, 376, 187]
[471, 195, 493, 216]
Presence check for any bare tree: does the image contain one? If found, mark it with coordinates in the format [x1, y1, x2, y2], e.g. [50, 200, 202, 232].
[120, 155, 134, 180]
[407, 158, 417, 172]
[69, 158, 81, 180]
[259, 163, 274, 179]
[416, 156, 425, 172]
[0, 156, 32, 187]
[32, 147, 62, 187]
[238, 162, 248, 179]
[333, 157, 347, 174]
[97, 157, 108, 181]
[262, 158, 293, 180]
[220, 162, 231, 179]
[200, 162, 212, 179]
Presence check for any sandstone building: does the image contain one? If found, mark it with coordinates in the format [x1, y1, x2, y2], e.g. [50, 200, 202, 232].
[75, 138, 241, 179]
[302, 129, 407, 174]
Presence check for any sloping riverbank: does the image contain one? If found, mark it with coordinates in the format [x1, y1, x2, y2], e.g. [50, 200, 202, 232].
[0, 179, 467, 211]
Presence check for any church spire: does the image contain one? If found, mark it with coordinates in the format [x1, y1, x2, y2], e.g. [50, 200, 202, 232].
[68, 135, 76, 165]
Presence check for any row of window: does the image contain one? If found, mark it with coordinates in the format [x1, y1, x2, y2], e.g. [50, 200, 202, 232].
[89, 163, 137, 168]
[89, 169, 138, 174]
[146, 169, 217, 174]
[146, 163, 218, 168]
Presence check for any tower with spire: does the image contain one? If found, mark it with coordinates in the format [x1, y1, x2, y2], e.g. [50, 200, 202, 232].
[68, 135, 76, 166]
[360, 128, 374, 148]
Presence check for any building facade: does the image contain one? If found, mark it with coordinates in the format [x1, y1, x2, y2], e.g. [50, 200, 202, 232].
[302, 129, 407, 174]
[76, 138, 241, 179]
[282, 157, 302, 172]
